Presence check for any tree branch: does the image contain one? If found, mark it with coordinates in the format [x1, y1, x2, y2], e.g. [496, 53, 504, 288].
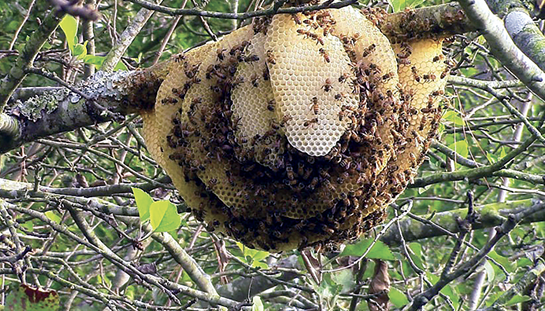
[487, 0, 545, 72]
[101, 0, 164, 72]
[381, 199, 545, 246]
[0, 67, 164, 153]
[457, 0, 545, 101]
[0, 9, 65, 110]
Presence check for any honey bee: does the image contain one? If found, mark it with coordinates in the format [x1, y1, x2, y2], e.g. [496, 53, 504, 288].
[296, 29, 310, 36]
[322, 78, 333, 92]
[294, 220, 307, 231]
[266, 50, 276, 65]
[382, 72, 393, 81]
[323, 25, 333, 36]
[267, 99, 275, 111]
[339, 156, 351, 169]
[432, 55, 444, 62]
[397, 58, 411, 65]
[303, 118, 319, 127]
[319, 168, 331, 179]
[216, 48, 227, 61]
[362, 43, 376, 57]
[422, 73, 436, 81]
[323, 180, 336, 191]
[320, 224, 335, 235]
[351, 197, 360, 209]
[292, 13, 302, 25]
[420, 107, 434, 113]
[207, 178, 218, 190]
[319, 48, 330, 63]
[341, 195, 351, 207]
[251, 75, 259, 87]
[335, 93, 347, 101]
[338, 110, 347, 121]
[310, 33, 324, 45]
[440, 67, 449, 79]
[231, 76, 244, 88]
[397, 41, 413, 58]
[411, 66, 421, 82]
[286, 165, 295, 180]
[263, 67, 270, 81]
[280, 114, 293, 126]
[308, 177, 319, 190]
[173, 53, 186, 62]
[310, 97, 319, 115]
[244, 54, 259, 62]
[338, 73, 350, 83]
[161, 97, 177, 105]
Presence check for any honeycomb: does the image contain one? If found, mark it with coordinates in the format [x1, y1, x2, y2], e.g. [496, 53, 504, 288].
[139, 6, 448, 252]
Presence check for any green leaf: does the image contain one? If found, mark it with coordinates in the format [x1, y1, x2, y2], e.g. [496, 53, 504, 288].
[506, 294, 530, 306]
[442, 111, 465, 126]
[59, 15, 78, 52]
[388, 287, 409, 308]
[408, 242, 425, 270]
[488, 250, 515, 273]
[484, 260, 495, 283]
[251, 296, 264, 311]
[448, 140, 469, 159]
[236, 242, 270, 268]
[45, 211, 61, 224]
[6, 285, 60, 310]
[73, 43, 87, 58]
[331, 269, 354, 291]
[340, 238, 395, 261]
[391, 0, 426, 12]
[114, 61, 128, 71]
[81, 55, 126, 71]
[149, 200, 181, 232]
[132, 187, 153, 221]
[486, 152, 499, 164]
[83, 55, 105, 66]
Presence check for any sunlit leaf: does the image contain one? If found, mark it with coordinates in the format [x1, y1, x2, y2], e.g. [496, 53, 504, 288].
[340, 238, 395, 261]
[83, 55, 105, 66]
[132, 187, 152, 221]
[59, 15, 78, 52]
[149, 200, 181, 232]
[114, 61, 128, 71]
[236, 242, 269, 268]
[442, 111, 465, 126]
[484, 261, 495, 283]
[449, 140, 469, 159]
[73, 43, 87, 58]
[252, 296, 264, 311]
[45, 211, 61, 224]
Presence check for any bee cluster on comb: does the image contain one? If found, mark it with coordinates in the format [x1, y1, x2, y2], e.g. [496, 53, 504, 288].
[140, 5, 448, 252]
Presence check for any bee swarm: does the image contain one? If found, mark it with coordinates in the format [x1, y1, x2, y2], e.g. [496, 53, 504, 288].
[140, 6, 448, 252]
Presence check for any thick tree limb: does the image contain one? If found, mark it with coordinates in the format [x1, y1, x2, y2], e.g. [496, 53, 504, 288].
[487, 0, 545, 72]
[458, 0, 545, 101]
[0, 68, 164, 153]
